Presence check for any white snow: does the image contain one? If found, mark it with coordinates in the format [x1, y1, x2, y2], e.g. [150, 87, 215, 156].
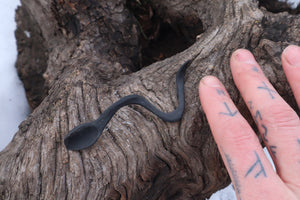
[0, 0, 30, 151]
[279, 0, 300, 9]
[208, 184, 237, 200]
[24, 30, 31, 38]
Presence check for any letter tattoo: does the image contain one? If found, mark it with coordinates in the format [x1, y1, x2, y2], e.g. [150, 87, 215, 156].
[254, 110, 262, 125]
[248, 101, 253, 110]
[270, 146, 277, 158]
[257, 82, 276, 99]
[219, 102, 238, 117]
[245, 151, 267, 178]
[261, 124, 268, 143]
[217, 89, 226, 96]
[225, 154, 242, 200]
[252, 66, 259, 72]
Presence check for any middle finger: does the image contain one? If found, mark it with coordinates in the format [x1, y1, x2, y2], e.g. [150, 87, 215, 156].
[230, 49, 300, 186]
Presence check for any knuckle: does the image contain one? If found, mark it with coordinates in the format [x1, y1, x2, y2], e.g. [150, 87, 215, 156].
[265, 105, 300, 131]
[222, 120, 258, 148]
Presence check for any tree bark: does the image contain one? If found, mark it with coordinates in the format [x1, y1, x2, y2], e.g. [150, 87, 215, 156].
[1, 0, 300, 199]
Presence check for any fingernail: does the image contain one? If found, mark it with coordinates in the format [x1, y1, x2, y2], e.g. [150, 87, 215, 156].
[201, 76, 221, 87]
[233, 49, 257, 65]
[283, 45, 300, 67]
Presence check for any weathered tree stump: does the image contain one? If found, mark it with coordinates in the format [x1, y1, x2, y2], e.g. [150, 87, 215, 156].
[1, 0, 300, 199]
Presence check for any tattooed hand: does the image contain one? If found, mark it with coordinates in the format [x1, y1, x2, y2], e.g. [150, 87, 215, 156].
[199, 45, 300, 200]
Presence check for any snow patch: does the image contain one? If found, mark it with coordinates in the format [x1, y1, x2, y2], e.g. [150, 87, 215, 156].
[278, 0, 300, 9]
[0, 0, 30, 151]
[24, 30, 31, 38]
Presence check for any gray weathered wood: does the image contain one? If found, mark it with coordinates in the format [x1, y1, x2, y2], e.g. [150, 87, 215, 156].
[1, 0, 299, 199]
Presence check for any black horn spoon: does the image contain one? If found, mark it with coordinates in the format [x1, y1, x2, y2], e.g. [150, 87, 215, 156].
[64, 60, 192, 150]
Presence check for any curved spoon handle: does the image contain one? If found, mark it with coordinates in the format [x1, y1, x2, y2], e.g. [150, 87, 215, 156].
[64, 59, 192, 150]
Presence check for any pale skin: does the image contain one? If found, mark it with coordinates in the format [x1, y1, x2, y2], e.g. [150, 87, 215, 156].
[199, 45, 300, 200]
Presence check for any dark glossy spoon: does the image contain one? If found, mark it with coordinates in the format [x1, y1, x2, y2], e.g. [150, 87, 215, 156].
[64, 60, 192, 150]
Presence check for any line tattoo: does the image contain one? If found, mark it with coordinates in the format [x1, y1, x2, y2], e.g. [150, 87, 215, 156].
[217, 89, 226, 96]
[270, 146, 277, 158]
[245, 151, 267, 178]
[252, 109, 269, 143]
[219, 102, 238, 117]
[252, 66, 259, 72]
[225, 154, 242, 200]
[254, 110, 262, 125]
[261, 124, 268, 143]
[257, 82, 276, 99]
[248, 101, 253, 110]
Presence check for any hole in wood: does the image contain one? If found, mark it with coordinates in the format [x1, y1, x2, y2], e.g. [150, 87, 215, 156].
[126, 0, 204, 70]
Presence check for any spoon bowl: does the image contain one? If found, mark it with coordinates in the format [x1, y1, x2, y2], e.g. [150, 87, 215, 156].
[64, 122, 99, 150]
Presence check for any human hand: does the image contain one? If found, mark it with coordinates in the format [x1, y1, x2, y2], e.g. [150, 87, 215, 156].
[199, 45, 300, 200]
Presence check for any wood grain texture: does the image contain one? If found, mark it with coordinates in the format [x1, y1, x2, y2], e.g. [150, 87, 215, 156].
[1, 0, 300, 199]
